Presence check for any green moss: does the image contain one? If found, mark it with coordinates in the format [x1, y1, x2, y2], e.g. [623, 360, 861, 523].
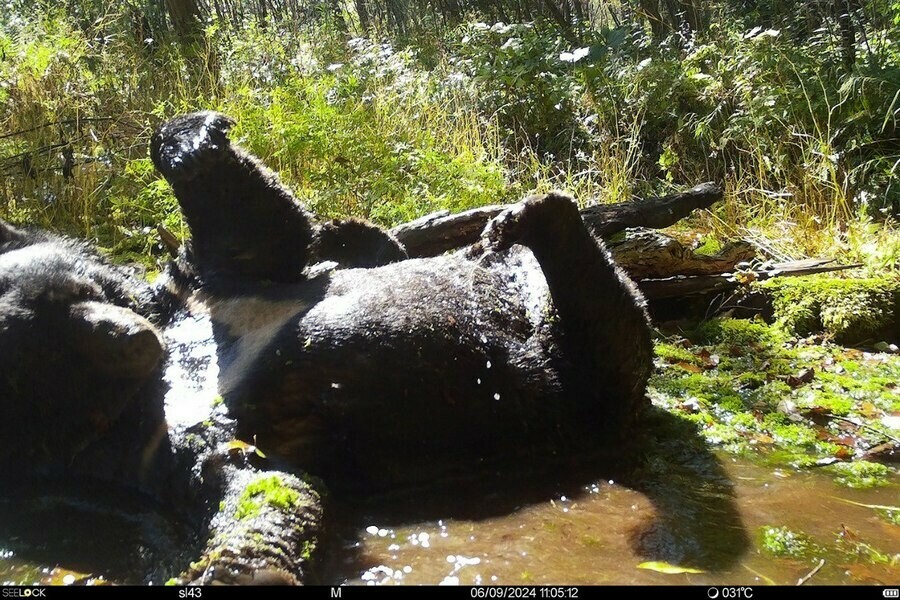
[650, 316, 900, 471]
[795, 390, 853, 416]
[693, 236, 723, 257]
[769, 422, 818, 448]
[234, 475, 302, 520]
[655, 343, 702, 365]
[763, 450, 819, 469]
[703, 422, 744, 445]
[747, 381, 792, 411]
[692, 318, 784, 347]
[299, 539, 317, 562]
[729, 412, 759, 430]
[650, 372, 737, 406]
[758, 277, 899, 343]
[759, 526, 819, 559]
[827, 461, 892, 489]
[735, 371, 767, 389]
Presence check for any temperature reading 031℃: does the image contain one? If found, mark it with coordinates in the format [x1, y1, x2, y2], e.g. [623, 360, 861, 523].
[708, 587, 753, 599]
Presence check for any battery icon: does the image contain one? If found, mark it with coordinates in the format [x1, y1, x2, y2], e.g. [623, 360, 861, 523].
[884, 589, 899, 598]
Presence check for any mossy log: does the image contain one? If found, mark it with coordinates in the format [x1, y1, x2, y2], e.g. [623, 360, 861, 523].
[391, 183, 857, 302]
[391, 182, 725, 258]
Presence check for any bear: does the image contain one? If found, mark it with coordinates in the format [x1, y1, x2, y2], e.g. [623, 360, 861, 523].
[0, 218, 168, 474]
[0, 111, 654, 582]
[0, 218, 322, 584]
[151, 111, 654, 491]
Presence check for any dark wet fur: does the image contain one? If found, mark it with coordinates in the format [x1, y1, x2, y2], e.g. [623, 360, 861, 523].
[151, 112, 654, 492]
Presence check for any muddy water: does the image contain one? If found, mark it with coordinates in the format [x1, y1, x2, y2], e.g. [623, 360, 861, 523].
[1, 453, 897, 586]
[0, 483, 194, 585]
[330, 455, 899, 586]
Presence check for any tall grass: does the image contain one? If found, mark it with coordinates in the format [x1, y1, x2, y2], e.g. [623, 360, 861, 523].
[0, 9, 897, 272]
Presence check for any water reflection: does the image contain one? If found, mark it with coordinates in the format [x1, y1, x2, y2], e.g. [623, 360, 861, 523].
[328, 407, 898, 585]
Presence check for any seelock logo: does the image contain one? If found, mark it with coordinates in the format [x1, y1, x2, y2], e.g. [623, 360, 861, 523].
[2, 589, 47, 598]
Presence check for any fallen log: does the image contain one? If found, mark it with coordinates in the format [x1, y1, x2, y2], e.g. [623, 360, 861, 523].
[636, 259, 863, 300]
[391, 182, 724, 258]
[609, 229, 756, 279]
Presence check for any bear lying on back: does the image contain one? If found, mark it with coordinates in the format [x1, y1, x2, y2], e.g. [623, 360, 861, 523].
[152, 112, 654, 491]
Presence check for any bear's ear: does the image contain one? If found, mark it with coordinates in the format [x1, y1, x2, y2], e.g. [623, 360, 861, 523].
[0, 219, 24, 246]
[67, 300, 164, 379]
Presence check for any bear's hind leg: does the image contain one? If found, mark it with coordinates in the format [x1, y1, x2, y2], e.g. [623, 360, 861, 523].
[482, 192, 653, 436]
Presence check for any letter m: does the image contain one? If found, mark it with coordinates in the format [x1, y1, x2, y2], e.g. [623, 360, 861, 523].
[331, 588, 342, 598]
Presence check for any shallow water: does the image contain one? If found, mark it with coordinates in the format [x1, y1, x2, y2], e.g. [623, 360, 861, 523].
[329, 454, 899, 586]
[162, 308, 220, 428]
[0, 447, 896, 585]
[0, 483, 194, 585]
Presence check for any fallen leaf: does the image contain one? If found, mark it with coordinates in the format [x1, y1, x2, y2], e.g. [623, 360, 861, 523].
[814, 429, 855, 447]
[752, 433, 776, 444]
[834, 446, 854, 459]
[861, 441, 899, 462]
[777, 399, 799, 416]
[227, 439, 267, 459]
[680, 398, 703, 413]
[802, 406, 836, 426]
[675, 361, 703, 373]
[858, 402, 882, 419]
[637, 561, 704, 574]
[786, 367, 815, 388]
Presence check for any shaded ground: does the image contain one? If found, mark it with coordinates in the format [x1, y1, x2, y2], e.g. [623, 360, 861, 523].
[327, 313, 899, 586]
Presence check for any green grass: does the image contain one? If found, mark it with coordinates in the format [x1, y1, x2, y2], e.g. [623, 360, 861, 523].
[1, 9, 898, 272]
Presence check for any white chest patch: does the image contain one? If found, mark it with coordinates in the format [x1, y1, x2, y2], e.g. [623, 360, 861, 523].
[189, 291, 310, 396]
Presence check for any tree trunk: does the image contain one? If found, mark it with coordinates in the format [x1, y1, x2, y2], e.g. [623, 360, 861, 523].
[388, 183, 856, 305]
[836, 0, 856, 72]
[164, 0, 204, 40]
[355, 0, 372, 32]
